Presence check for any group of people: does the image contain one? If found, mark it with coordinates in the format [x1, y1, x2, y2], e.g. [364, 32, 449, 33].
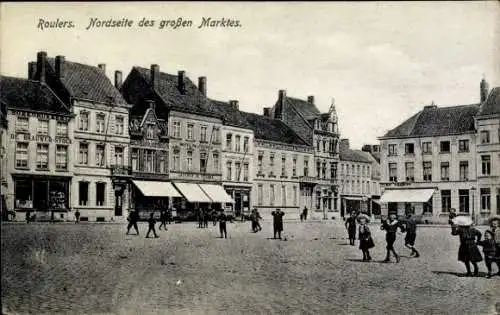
[126, 208, 173, 238]
[345, 210, 420, 262]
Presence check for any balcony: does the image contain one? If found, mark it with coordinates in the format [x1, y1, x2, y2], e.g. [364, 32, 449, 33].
[169, 170, 222, 182]
[110, 165, 132, 177]
[132, 171, 169, 180]
[298, 176, 318, 184]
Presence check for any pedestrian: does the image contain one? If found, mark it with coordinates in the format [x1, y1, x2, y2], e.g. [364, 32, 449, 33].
[159, 209, 168, 230]
[198, 209, 204, 228]
[253, 208, 262, 232]
[402, 210, 420, 258]
[146, 212, 159, 238]
[302, 207, 308, 221]
[75, 209, 81, 224]
[203, 209, 209, 228]
[478, 230, 498, 278]
[271, 208, 285, 239]
[345, 211, 357, 246]
[126, 210, 140, 235]
[380, 213, 403, 263]
[448, 208, 457, 225]
[25, 210, 31, 224]
[451, 216, 482, 277]
[167, 208, 173, 224]
[218, 210, 229, 238]
[212, 209, 218, 226]
[486, 216, 500, 276]
[357, 214, 374, 261]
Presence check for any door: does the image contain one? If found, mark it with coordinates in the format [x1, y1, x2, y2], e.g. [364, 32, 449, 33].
[234, 192, 242, 216]
[34, 180, 48, 211]
[114, 187, 123, 216]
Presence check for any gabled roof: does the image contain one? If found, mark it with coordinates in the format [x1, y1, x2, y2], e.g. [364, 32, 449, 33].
[381, 104, 479, 138]
[208, 100, 253, 129]
[478, 87, 500, 116]
[340, 149, 374, 163]
[285, 96, 321, 119]
[46, 58, 126, 105]
[0, 76, 69, 114]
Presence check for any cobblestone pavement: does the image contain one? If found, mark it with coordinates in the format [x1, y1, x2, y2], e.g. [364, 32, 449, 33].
[2, 221, 500, 315]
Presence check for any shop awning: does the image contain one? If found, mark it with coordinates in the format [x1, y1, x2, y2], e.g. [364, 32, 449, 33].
[343, 196, 364, 201]
[379, 188, 435, 203]
[199, 184, 234, 203]
[132, 180, 182, 197]
[173, 183, 211, 203]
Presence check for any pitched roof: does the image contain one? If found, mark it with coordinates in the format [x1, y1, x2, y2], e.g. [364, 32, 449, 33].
[382, 104, 479, 138]
[46, 59, 126, 105]
[0, 76, 69, 114]
[340, 149, 374, 163]
[478, 87, 500, 116]
[285, 96, 320, 119]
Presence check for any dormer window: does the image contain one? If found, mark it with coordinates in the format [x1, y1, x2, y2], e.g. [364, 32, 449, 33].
[146, 123, 155, 139]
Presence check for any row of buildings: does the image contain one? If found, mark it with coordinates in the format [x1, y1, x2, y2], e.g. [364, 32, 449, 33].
[378, 79, 500, 223]
[0, 51, 379, 222]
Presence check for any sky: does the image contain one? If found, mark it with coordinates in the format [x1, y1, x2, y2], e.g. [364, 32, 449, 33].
[1, 2, 499, 149]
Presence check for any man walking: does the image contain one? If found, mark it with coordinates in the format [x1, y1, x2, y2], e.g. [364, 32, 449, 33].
[271, 208, 285, 239]
[126, 209, 140, 235]
[381, 213, 403, 263]
[253, 208, 262, 232]
[218, 210, 229, 239]
[146, 212, 159, 238]
[302, 207, 308, 221]
[402, 211, 420, 257]
[75, 209, 81, 224]
[159, 209, 168, 230]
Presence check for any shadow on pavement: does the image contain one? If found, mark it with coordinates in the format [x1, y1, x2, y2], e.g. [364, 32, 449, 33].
[344, 259, 388, 264]
[432, 271, 489, 278]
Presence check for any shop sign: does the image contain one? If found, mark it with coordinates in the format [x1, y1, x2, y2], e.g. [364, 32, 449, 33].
[11, 133, 72, 144]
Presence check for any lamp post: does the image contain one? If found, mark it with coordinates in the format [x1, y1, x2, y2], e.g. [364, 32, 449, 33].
[471, 187, 477, 225]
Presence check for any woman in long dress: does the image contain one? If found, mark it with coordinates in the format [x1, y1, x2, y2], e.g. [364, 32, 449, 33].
[451, 217, 482, 277]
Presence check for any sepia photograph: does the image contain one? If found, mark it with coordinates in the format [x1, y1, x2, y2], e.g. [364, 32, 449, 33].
[1, 2, 499, 314]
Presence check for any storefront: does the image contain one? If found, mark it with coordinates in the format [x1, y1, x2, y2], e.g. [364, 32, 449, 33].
[379, 188, 436, 218]
[130, 180, 181, 220]
[341, 195, 369, 217]
[13, 174, 71, 220]
[223, 185, 250, 217]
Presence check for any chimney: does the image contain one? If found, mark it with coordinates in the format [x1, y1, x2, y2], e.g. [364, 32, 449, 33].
[480, 78, 489, 103]
[263, 107, 271, 117]
[178, 71, 186, 94]
[114, 70, 123, 89]
[279, 89, 286, 102]
[340, 138, 350, 152]
[98, 63, 106, 74]
[307, 95, 314, 105]
[229, 100, 239, 111]
[150, 64, 159, 90]
[28, 62, 37, 80]
[147, 100, 155, 110]
[198, 76, 207, 96]
[36, 51, 47, 83]
[55, 55, 65, 78]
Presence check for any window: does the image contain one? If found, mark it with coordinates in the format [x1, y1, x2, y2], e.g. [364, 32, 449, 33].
[388, 144, 397, 156]
[187, 124, 194, 140]
[293, 186, 297, 206]
[405, 162, 414, 181]
[235, 162, 241, 181]
[258, 184, 263, 206]
[322, 162, 327, 179]
[96, 114, 105, 133]
[212, 127, 220, 143]
[497, 188, 500, 214]
[212, 153, 219, 172]
[56, 121, 68, 136]
[440, 162, 450, 181]
[173, 149, 180, 171]
[459, 161, 469, 181]
[304, 159, 309, 177]
[115, 116, 124, 135]
[316, 161, 321, 179]
[316, 191, 321, 209]
[422, 142, 432, 154]
[480, 130, 490, 144]
[96, 145, 105, 167]
[440, 141, 450, 153]
[200, 152, 207, 173]
[269, 154, 275, 175]
[323, 140, 327, 152]
[56, 145, 68, 170]
[481, 155, 491, 175]
[35, 144, 49, 169]
[458, 139, 469, 152]
[270, 184, 275, 206]
[356, 165, 360, 177]
[459, 189, 470, 213]
[441, 190, 451, 213]
[146, 123, 155, 139]
[235, 135, 241, 152]
[172, 121, 181, 138]
[316, 140, 321, 151]
[405, 143, 414, 154]
[96, 182, 106, 206]
[243, 137, 249, 152]
[423, 161, 432, 181]
[281, 156, 286, 176]
[389, 163, 397, 182]
[15, 142, 28, 168]
[226, 162, 232, 181]
[79, 112, 89, 131]
[115, 147, 124, 166]
[423, 198, 433, 214]
[187, 151, 193, 171]
[481, 188, 491, 212]
[131, 149, 138, 171]
[243, 163, 249, 181]
[145, 150, 154, 172]
[226, 134, 233, 151]
[79, 143, 88, 165]
[258, 154, 263, 174]
[37, 120, 49, 135]
[79, 182, 89, 206]
[281, 185, 286, 206]
[16, 117, 29, 132]
[200, 126, 207, 142]
[159, 154, 165, 173]
[292, 158, 297, 177]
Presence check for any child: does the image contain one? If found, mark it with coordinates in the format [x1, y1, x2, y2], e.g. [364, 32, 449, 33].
[358, 214, 374, 261]
[381, 213, 404, 263]
[146, 212, 159, 238]
[345, 211, 357, 246]
[402, 211, 420, 258]
[451, 216, 482, 277]
[478, 230, 497, 278]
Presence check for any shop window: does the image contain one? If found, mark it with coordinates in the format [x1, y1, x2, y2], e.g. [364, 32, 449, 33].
[15, 142, 28, 168]
[96, 182, 106, 206]
[79, 182, 89, 206]
[15, 179, 33, 209]
[49, 181, 69, 210]
[423, 199, 433, 214]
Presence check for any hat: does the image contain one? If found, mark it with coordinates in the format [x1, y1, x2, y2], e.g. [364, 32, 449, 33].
[452, 216, 473, 226]
[488, 215, 500, 224]
[356, 213, 371, 223]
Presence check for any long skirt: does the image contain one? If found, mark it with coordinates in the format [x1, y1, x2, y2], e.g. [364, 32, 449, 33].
[458, 243, 483, 263]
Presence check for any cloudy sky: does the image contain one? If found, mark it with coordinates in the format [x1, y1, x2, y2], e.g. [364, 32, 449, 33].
[1, 2, 499, 148]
